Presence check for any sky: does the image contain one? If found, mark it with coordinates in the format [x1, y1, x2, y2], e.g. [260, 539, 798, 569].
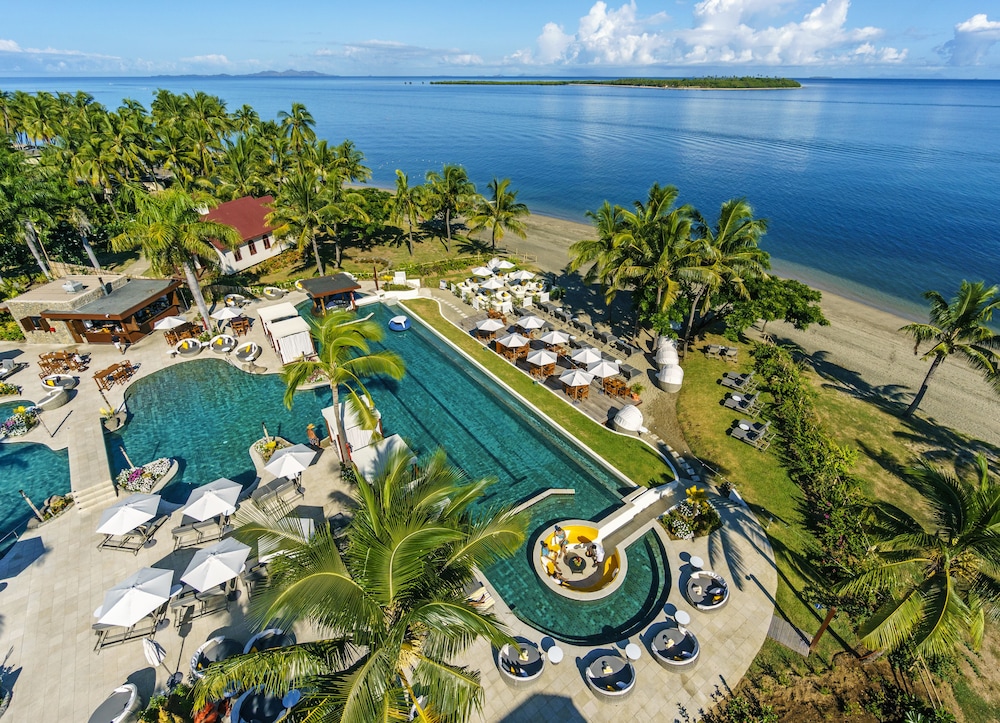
[1, 0, 998, 78]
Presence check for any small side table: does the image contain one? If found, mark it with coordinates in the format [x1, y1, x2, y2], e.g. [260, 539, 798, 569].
[675, 610, 691, 626]
[689, 555, 704, 570]
[625, 643, 642, 661]
[547, 645, 564, 665]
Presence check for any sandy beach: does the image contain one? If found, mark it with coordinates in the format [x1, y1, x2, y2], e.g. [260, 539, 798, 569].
[508, 213, 1000, 449]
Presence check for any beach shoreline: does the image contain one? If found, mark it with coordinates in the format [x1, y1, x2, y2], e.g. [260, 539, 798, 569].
[511, 213, 1000, 448]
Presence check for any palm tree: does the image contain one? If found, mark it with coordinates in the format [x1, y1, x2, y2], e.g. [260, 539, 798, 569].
[838, 453, 1000, 658]
[425, 164, 475, 251]
[0, 140, 62, 278]
[568, 200, 626, 292]
[899, 281, 1000, 417]
[196, 447, 527, 721]
[278, 102, 316, 160]
[325, 175, 369, 269]
[334, 139, 371, 183]
[266, 169, 334, 276]
[387, 170, 422, 255]
[280, 309, 404, 462]
[215, 136, 266, 201]
[681, 199, 769, 356]
[468, 177, 530, 251]
[111, 188, 240, 330]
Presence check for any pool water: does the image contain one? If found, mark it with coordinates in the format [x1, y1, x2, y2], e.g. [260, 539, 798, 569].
[0, 400, 72, 553]
[108, 304, 671, 643]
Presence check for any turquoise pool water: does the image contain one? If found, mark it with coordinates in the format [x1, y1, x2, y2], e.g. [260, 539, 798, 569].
[0, 400, 72, 553]
[108, 304, 670, 643]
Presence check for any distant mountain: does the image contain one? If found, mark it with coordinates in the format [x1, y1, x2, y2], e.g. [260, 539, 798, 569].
[151, 69, 334, 79]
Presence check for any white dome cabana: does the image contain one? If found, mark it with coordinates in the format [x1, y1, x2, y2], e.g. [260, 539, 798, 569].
[612, 404, 644, 435]
[655, 341, 679, 367]
[656, 364, 684, 393]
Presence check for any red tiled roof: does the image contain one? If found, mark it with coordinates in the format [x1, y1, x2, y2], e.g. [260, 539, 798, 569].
[202, 195, 276, 250]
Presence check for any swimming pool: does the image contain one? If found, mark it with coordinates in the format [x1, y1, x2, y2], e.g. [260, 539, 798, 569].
[108, 304, 671, 643]
[0, 399, 72, 554]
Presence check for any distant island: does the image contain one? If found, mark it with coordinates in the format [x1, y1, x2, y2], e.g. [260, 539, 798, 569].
[432, 77, 801, 89]
[151, 69, 333, 79]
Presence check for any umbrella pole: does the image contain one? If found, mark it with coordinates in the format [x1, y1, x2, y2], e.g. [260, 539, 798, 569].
[120, 445, 135, 469]
[20, 489, 45, 522]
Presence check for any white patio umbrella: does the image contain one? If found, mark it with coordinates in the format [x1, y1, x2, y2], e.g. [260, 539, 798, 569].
[479, 276, 505, 291]
[471, 266, 494, 277]
[494, 259, 516, 270]
[181, 478, 242, 522]
[97, 493, 161, 536]
[181, 538, 252, 592]
[526, 349, 558, 366]
[516, 315, 546, 331]
[211, 307, 245, 321]
[153, 316, 188, 330]
[559, 369, 594, 387]
[496, 333, 530, 348]
[587, 359, 621, 378]
[143, 638, 167, 668]
[540, 330, 571, 346]
[486, 257, 502, 269]
[98, 567, 172, 627]
[571, 347, 603, 366]
[264, 444, 318, 480]
[474, 318, 506, 333]
[509, 269, 535, 281]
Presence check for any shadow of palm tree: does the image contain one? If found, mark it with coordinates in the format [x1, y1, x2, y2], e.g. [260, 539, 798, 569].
[454, 235, 491, 255]
[707, 496, 776, 594]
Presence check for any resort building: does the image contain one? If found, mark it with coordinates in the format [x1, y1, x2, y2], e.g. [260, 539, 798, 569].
[0, 274, 184, 346]
[201, 195, 288, 275]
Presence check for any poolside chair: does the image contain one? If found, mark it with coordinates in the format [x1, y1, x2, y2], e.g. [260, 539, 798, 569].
[0, 359, 26, 380]
[720, 371, 756, 391]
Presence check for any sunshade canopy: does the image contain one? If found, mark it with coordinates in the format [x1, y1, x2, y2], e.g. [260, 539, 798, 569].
[571, 347, 603, 365]
[475, 318, 506, 332]
[559, 369, 594, 387]
[153, 316, 188, 330]
[540, 330, 571, 345]
[516, 315, 546, 330]
[97, 493, 160, 536]
[264, 444, 317, 479]
[98, 567, 172, 627]
[587, 360, 621, 378]
[526, 349, 558, 366]
[181, 538, 252, 592]
[182, 478, 242, 521]
[496, 333, 530, 348]
[211, 307, 245, 321]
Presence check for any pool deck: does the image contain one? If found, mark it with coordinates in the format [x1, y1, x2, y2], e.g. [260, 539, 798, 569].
[0, 286, 777, 722]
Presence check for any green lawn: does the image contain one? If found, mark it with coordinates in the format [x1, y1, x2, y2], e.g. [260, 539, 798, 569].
[403, 299, 674, 488]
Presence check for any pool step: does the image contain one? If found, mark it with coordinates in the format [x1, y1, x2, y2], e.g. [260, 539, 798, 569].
[72, 481, 118, 514]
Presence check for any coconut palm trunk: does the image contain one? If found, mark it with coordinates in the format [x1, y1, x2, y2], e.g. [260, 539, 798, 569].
[23, 221, 52, 279]
[182, 260, 213, 331]
[80, 231, 101, 273]
[684, 286, 707, 357]
[310, 234, 324, 276]
[904, 354, 945, 417]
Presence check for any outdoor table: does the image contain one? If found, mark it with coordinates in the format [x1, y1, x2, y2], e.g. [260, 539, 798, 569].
[675, 610, 691, 625]
[547, 645, 564, 664]
[689, 555, 704, 569]
[625, 643, 642, 661]
[738, 422, 751, 431]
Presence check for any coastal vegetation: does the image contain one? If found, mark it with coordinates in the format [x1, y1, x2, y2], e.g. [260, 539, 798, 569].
[196, 449, 528, 721]
[431, 76, 802, 89]
[899, 281, 1000, 417]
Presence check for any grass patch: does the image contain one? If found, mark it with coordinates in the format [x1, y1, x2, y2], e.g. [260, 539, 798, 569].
[677, 334, 858, 661]
[403, 299, 673, 488]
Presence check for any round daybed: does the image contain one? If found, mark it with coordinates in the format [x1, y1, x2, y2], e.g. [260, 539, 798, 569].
[497, 641, 545, 683]
[37, 387, 68, 411]
[209, 334, 238, 353]
[612, 404, 644, 435]
[40, 373, 77, 390]
[224, 293, 249, 307]
[244, 628, 294, 654]
[263, 286, 286, 300]
[651, 625, 700, 668]
[656, 364, 684, 393]
[686, 570, 730, 611]
[87, 683, 139, 723]
[584, 655, 636, 697]
[191, 636, 243, 679]
[234, 342, 262, 363]
[388, 315, 411, 332]
[175, 338, 203, 357]
[230, 688, 299, 723]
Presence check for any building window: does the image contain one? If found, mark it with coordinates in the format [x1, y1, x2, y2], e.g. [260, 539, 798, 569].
[248, 240, 258, 256]
[233, 246, 242, 262]
[19, 316, 47, 332]
[263, 234, 272, 250]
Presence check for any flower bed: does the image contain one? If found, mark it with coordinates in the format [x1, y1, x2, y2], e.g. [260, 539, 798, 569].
[253, 437, 289, 463]
[117, 457, 173, 493]
[0, 406, 38, 438]
[0, 382, 20, 397]
[659, 486, 722, 540]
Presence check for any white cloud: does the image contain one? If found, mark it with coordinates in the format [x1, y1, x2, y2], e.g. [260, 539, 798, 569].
[313, 39, 482, 68]
[0, 37, 120, 61]
[181, 54, 231, 66]
[939, 14, 1000, 66]
[510, 0, 905, 68]
[0, 39, 22, 53]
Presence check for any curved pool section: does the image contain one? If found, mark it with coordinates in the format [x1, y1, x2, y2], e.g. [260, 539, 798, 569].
[1, 399, 71, 552]
[106, 304, 671, 643]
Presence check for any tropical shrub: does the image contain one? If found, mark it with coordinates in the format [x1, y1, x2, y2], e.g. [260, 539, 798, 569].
[0, 382, 19, 396]
[0, 405, 38, 437]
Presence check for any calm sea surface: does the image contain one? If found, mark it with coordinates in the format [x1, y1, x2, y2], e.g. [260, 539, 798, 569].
[3, 76, 999, 318]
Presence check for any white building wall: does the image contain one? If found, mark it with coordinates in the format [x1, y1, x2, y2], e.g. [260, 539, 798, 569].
[215, 234, 290, 275]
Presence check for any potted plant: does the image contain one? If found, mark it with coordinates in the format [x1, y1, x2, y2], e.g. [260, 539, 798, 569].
[629, 382, 644, 401]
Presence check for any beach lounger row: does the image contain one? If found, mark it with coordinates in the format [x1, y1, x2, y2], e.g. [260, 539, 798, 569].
[98, 515, 167, 555]
[171, 519, 231, 551]
[251, 477, 304, 508]
[723, 392, 761, 416]
[171, 586, 231, 628]
[93, 604, 167, 653]
[729, 419, 774, 450]
[720, 371, 757, 392]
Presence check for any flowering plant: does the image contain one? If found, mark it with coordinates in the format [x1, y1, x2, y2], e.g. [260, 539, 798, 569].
[117, 457, 172, 493]
[253, 437, 288, 462]
[0, 405, 38, 438]
[0, 382, 19, 396]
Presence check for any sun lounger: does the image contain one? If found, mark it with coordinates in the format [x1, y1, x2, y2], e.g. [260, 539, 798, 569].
[98, 515, 167, 555]
[720, 371, 756, 391]
[170, 587, 230, 627]
[171, 519, 229, 551]
[620, 364, 641, 381]
[252, 477, 304, 507]
[730, 419, 773, 450]
[723, 393, 760, 415]
[0, 359, 27, 380]
[93, 604, 166, 652]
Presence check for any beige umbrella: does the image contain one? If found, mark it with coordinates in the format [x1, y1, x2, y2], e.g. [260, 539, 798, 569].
[587, 359, 621, 378]
[559, 369, 594, 387]
[526, 349, 558, 366]
[516, 315, 546, 332]
[571, 347, 603, 366]
[540, 330, 571, 346]
[496, 333, 530, 348]
[475, 318, 506, 333]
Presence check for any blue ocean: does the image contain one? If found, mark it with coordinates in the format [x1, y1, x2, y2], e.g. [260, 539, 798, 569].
[3, 76, 998, 319]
